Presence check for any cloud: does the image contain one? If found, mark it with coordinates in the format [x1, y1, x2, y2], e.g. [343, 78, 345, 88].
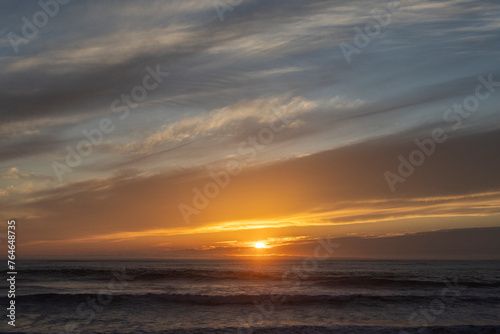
[269, 227, 500, 260]
[21, 226, 500, 260]
[1, 0, 499, 169]
[123, 94, 317, 155]
[1, 167, 54, 181]
[4, 126, 500, 251]
[0, 167, 56, 198]
[1, 0, 500, 258]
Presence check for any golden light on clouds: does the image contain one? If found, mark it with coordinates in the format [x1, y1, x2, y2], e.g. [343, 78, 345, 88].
[254, 242, 266, 248]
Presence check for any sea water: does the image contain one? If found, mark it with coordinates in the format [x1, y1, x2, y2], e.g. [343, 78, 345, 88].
[1, 259, 499, 333]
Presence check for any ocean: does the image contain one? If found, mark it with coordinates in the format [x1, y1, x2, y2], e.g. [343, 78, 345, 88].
[1, 259, 499, 333]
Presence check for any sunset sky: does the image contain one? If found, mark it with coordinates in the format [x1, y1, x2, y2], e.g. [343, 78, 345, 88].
[1, 0, 500, 259]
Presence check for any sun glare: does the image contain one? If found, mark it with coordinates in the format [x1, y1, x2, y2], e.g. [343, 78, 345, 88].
[254, 242, 266, 248]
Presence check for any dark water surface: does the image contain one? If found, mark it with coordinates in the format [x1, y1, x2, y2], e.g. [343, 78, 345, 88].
[2, 259, 499, 333]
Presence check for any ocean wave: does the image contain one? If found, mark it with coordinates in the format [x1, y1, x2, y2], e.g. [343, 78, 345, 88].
[5, 293, 500, 306]
[20, 268, 276, 282]
[20, 269, 500, 289]
[3, 325, 500, 334]
[315, 277, 500, 289]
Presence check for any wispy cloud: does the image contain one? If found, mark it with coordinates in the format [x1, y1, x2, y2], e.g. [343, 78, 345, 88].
[1, 0, 500, 258]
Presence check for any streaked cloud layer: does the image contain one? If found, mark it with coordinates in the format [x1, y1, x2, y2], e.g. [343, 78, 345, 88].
[1, 0, 499, 258]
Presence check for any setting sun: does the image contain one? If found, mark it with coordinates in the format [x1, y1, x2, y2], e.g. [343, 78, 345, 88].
[254, 242, 266, 248]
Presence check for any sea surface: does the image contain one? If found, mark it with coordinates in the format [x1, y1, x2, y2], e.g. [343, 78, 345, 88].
[1, 259, 499, 333]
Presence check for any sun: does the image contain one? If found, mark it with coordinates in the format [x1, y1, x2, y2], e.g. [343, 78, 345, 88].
[254, 242, 266, 249]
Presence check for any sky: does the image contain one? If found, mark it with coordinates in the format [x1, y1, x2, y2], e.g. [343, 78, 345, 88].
[1, 0, 500, 259]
